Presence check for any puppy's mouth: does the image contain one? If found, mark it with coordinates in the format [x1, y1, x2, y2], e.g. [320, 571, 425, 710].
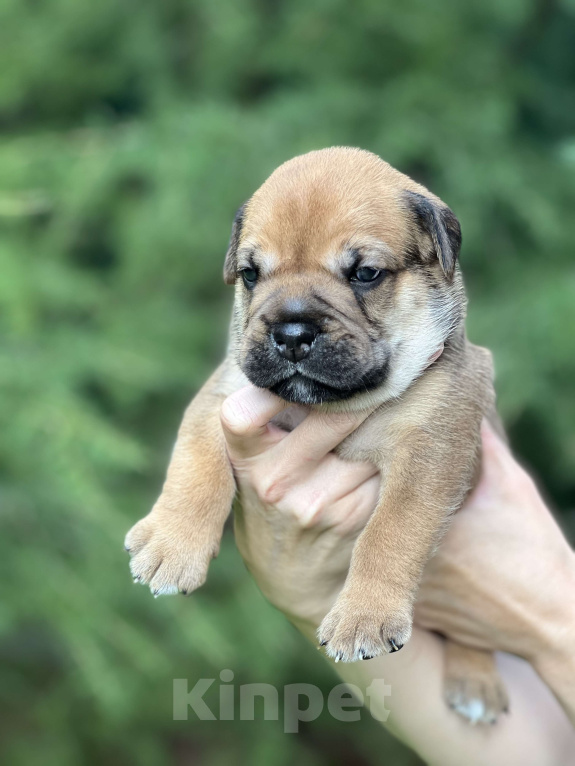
[246, 362, 389, 404]
[269, 373, 365, 404]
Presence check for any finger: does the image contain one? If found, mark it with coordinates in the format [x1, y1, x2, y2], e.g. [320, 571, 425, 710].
[414, 580, 453, 620]
[413, 601, 447, 631]
[284, 454, 378, 527]
[220, 385, 290, 460]
[414, 601, 482, 644]
[322, 472, 381, 532]
[257, 407, 374, 485]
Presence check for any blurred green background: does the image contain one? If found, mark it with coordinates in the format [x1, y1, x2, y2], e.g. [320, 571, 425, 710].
[1, 0, 575, 764]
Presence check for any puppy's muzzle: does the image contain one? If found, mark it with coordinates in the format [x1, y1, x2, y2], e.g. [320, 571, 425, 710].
[272, 321, 319, 363]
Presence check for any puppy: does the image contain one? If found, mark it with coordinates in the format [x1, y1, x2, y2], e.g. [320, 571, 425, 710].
[125, 147, 508, 725]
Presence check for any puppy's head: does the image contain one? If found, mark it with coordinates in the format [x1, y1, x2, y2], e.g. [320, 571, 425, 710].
[224, 148, 465, 406]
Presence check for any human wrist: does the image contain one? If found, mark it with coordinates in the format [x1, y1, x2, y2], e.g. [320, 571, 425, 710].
[532, 613, 575, 683]
[532, 609, 575, 726]
[530, 552, 575, 681]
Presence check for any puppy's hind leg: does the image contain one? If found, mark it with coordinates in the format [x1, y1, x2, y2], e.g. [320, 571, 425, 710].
[444, 640, 509, 725]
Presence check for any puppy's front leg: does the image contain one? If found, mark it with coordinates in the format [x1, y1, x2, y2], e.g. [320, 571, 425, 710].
[125, 365, 235, 596]
[319, 432, 472, 661]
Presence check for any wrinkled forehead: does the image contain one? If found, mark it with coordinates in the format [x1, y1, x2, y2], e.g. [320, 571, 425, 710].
[240, 163, 413, 270]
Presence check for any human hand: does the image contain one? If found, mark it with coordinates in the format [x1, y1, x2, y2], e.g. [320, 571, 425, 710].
[415, 420, 575, 676]
[220, 390, 575, 743]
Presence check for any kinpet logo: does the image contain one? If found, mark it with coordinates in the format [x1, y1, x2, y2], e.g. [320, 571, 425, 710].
[173, 670, 391, 733]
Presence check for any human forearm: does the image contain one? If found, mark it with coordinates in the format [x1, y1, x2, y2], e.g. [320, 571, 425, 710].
[297, 618, 575, 766]
[530, 561, 575, 726]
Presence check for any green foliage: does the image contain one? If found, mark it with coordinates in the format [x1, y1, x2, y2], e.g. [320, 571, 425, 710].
[1, 1, 574, 764]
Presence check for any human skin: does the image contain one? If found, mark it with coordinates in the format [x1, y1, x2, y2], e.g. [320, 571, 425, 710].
[221, 384, 575, 766]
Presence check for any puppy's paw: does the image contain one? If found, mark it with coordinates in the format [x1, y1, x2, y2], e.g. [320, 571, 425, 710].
[318, 593, 412, 662]
[445, 674, 509, 726]
[124, 513, 220, 597]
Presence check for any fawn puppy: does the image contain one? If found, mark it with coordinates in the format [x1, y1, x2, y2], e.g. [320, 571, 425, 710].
[126, 148, 508, 724]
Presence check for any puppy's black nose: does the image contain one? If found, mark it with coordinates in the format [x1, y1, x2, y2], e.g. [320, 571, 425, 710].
[272, 322, 318, 363]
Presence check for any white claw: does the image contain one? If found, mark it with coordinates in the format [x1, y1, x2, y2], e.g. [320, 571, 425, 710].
[453, 698, 487, 725]
[151, 584, 179, 598]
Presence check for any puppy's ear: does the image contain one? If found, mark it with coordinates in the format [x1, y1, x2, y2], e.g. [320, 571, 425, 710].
[404, 191, 461, 280]
[223, 203, 247, 285]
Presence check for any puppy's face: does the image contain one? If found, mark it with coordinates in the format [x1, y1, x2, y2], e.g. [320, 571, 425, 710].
[224, 148, 465, 407]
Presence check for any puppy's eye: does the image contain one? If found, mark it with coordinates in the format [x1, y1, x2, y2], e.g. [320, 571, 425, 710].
[351, 266, 381, 283]
[240, 268, 258, 288]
